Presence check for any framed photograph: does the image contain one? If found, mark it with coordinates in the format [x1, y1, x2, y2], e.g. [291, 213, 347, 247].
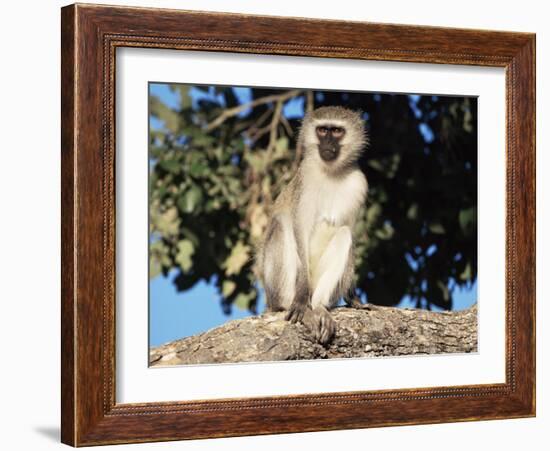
[61, 3, 535, 446]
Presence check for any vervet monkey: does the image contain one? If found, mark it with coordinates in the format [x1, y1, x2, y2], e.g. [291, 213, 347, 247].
[257, 106, 368, 345]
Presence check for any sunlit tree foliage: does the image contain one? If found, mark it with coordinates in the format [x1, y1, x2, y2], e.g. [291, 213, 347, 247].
[149, 85, 477, 313]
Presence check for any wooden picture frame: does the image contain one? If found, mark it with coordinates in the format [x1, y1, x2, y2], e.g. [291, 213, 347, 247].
[61, 3, 536, 446]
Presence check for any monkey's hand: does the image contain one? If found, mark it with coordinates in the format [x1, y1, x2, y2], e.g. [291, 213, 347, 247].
[285, 300, 310, 324]
[302, 306, 336, 346]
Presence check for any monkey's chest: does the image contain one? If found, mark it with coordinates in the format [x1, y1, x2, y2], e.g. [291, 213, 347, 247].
[306, 183, 356, 269]
[308, 222, 339, 269]
[308, 175, 364, 226]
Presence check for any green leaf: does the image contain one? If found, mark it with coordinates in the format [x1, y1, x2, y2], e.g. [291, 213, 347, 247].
[436, 280, 450, 303]
[222, 280, 237, 297]
[149, 95, 182, 133]
[366, 204, 382, 228]
[224, 241, 251, 276]
[149, 258, 162, 279]
[407, 203, 419, 220]
[234, 290, 256, 311]
[367, 159, 385, 172]
[149, 240, 172, 279]
[178, 185, 203, 213]
[459, 207, 476, 234]
[158, 159, 181, 174]
[374, 222, 394, 240]
[170, 84, 192, 109]
[245, 152, 268, 173]
[151, 206, 180, 237]
[180, 226, 200, 248]
[175, 239, 195, 272]
[463, 108, 473, 133]
[429, 222, 445, 234]
[387, 153, 401, 178]
[460, 262, 472, 281]
[273, 136, 289, 159]
[189, 161, 209, 177]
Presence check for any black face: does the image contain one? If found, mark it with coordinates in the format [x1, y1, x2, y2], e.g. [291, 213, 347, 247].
[316, 125, 345, 162]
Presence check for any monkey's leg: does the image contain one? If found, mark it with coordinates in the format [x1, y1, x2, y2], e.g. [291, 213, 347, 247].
[285, 268, 311, 324]
[309, 226, 354, 344]
[299, 306, 336, 345]
[339, 246, 372, 310]
[262, 214, 300, 313]
[285, 230, 311, 324]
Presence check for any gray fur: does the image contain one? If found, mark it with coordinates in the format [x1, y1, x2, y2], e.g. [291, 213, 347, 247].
[257, 106, 368, 345]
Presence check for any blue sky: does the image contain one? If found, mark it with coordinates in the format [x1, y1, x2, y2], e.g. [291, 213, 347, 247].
[149, 273, 263, 347]
[148, 83, 477, 348]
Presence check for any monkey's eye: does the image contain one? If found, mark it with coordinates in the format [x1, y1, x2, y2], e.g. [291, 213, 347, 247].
[316, 126, 329, 137]
[331, 127, 345, 138]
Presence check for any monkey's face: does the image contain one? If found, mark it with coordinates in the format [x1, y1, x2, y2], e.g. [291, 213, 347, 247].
[301, 106, 367, 172]
[316, 125, 345, 162]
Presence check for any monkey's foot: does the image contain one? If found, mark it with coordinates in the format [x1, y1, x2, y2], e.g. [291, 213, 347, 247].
[285, 301, 309, 324]
[302, 306, 336, 346]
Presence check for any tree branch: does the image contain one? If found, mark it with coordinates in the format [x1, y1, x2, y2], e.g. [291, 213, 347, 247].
[150, 304, 477, 366]
[205, 89, 302, 132]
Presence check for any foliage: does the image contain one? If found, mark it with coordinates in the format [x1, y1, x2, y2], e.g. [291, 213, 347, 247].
[149, 85, 477, 312]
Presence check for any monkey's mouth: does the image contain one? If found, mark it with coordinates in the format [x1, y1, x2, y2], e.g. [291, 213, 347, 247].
[319, 148, 339, 162]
